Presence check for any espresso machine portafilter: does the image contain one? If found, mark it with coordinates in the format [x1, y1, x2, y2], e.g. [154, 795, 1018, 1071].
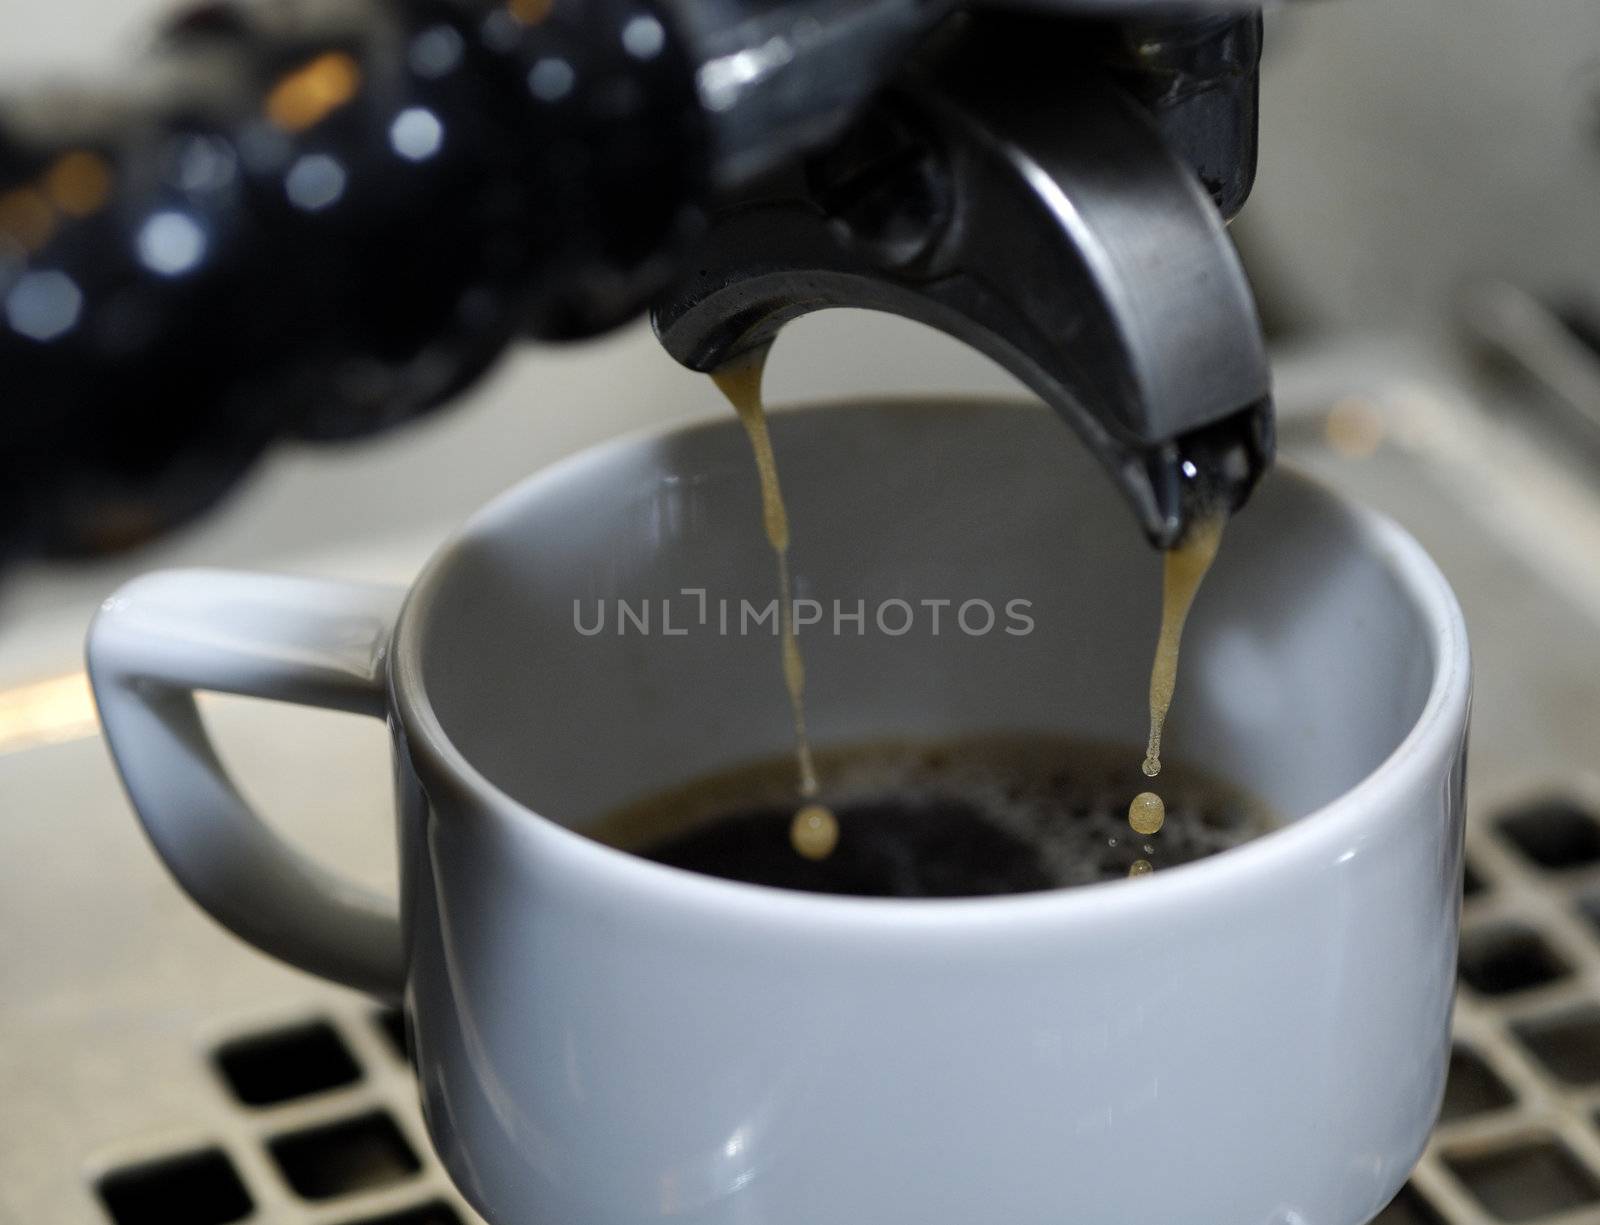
[655, 10, 1273, 546]
[0, 0, 1271, 560]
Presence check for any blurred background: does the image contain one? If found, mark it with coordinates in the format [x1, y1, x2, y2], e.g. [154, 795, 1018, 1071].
[9, 1, 1600, 1223]
[6, 0, 1600, 660]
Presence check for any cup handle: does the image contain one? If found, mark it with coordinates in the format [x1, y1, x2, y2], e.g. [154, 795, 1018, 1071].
[87, 568, 408, 998]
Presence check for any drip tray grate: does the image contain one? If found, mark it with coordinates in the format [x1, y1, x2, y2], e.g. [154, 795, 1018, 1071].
[1381, 787, 1600, 1224]
[93, 1008, 475, 1225]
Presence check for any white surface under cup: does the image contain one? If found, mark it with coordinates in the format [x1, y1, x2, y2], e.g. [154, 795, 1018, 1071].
[88, 399, 1471, 1225]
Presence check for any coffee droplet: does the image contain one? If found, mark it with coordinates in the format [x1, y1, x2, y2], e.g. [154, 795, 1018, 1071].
[712, 348, 821, 803]
[1128, 791, 1165, 836]
[1128, 858, 1153, 878]
[790, 803, 839, 860]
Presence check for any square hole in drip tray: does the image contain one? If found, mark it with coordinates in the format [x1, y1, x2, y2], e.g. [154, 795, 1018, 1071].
[373, 1006, 408, 1062]
[339, 1201, 464, 1225]
[1458, 923, 1570, 996]
[1514, 1005, 1600, 1085]
[98, 1148, 253, 1225]
[269, 1111, 420, 1201]
[215, 1018, 361, 1106]
[1497, 799, 1600, 869]
[1445, 1137, 1600, 1221]
[1372, 1184, 1446, 1225]
[1440, 1046, 1515, 1121]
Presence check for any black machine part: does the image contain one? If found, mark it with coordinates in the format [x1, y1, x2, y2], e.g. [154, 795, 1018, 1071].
[653, 14, 1273, 548]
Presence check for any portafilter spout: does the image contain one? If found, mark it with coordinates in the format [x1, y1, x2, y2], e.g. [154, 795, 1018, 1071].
[651, 24, 1273, 549]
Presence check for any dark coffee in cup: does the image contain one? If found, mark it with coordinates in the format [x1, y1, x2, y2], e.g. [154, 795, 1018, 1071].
[590, 734, 1279, 897]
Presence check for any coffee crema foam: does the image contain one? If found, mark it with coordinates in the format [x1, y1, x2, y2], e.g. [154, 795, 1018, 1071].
[590, 734, 1279, 896]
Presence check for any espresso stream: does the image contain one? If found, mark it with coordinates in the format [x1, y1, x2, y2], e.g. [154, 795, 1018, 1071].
[1128, 514, 1226, 846]
[708, 359, 1229, 877]
[711, 347, 839, 861]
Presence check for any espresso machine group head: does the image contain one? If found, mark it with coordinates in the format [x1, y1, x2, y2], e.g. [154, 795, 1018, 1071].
[0, 0, 1271, 559]
[655, 9, 1273, 547]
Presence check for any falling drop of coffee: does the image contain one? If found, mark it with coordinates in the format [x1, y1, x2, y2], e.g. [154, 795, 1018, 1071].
[1128, 791, 1165, 836]
[711, 347, 838, 859]
[790, 803, 840, 861]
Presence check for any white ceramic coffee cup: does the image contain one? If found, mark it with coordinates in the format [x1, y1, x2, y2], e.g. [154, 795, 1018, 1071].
[88, 399, 1470, 1225]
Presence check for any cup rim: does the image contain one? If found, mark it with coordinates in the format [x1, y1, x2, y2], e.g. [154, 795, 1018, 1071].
[390, 396, 1471, 930]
